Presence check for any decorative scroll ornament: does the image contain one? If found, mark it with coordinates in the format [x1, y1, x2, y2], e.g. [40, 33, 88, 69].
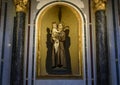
[14, 0, 28, 12]
[93, 0, 107, 12]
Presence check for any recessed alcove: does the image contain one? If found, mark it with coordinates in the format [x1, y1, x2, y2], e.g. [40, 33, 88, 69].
[35, 2, 85, 79]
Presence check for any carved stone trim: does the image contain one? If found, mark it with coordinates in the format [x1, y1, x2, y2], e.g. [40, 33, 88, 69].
[93, 0, 107, 12]
[36, 0, 84, 10]
[13, 0, 28, 12]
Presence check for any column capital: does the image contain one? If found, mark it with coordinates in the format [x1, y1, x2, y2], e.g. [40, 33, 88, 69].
[93, 0, 107, 12]
[13, 0, 29, 13]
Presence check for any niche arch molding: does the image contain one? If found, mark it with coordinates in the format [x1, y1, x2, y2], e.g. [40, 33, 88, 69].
[34, 1, 87, 79]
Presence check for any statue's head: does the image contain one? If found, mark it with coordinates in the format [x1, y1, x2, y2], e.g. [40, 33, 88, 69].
[52, 22, 57, 28]
[58, 23, 63, 31]
[58, 23, 63, 28]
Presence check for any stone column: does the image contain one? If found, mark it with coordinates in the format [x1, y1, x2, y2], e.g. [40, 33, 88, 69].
[11, 0, 28, 85]
[93, 0, 108, 85]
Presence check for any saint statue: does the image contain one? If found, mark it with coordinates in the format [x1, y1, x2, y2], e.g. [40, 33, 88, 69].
[51, 22, 66, 68]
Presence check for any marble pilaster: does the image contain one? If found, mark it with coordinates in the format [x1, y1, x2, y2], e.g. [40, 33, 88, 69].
[11, 12, 26, 85]
[93, 0, 109, 85]
[11, 0, 28, 85]
[95, 10, 108, 85]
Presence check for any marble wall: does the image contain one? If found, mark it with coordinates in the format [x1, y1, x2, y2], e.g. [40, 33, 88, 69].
[0, 0, 120, 85]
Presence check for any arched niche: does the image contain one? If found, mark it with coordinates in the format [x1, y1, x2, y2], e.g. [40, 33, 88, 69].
[35, 2, 86, 79]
